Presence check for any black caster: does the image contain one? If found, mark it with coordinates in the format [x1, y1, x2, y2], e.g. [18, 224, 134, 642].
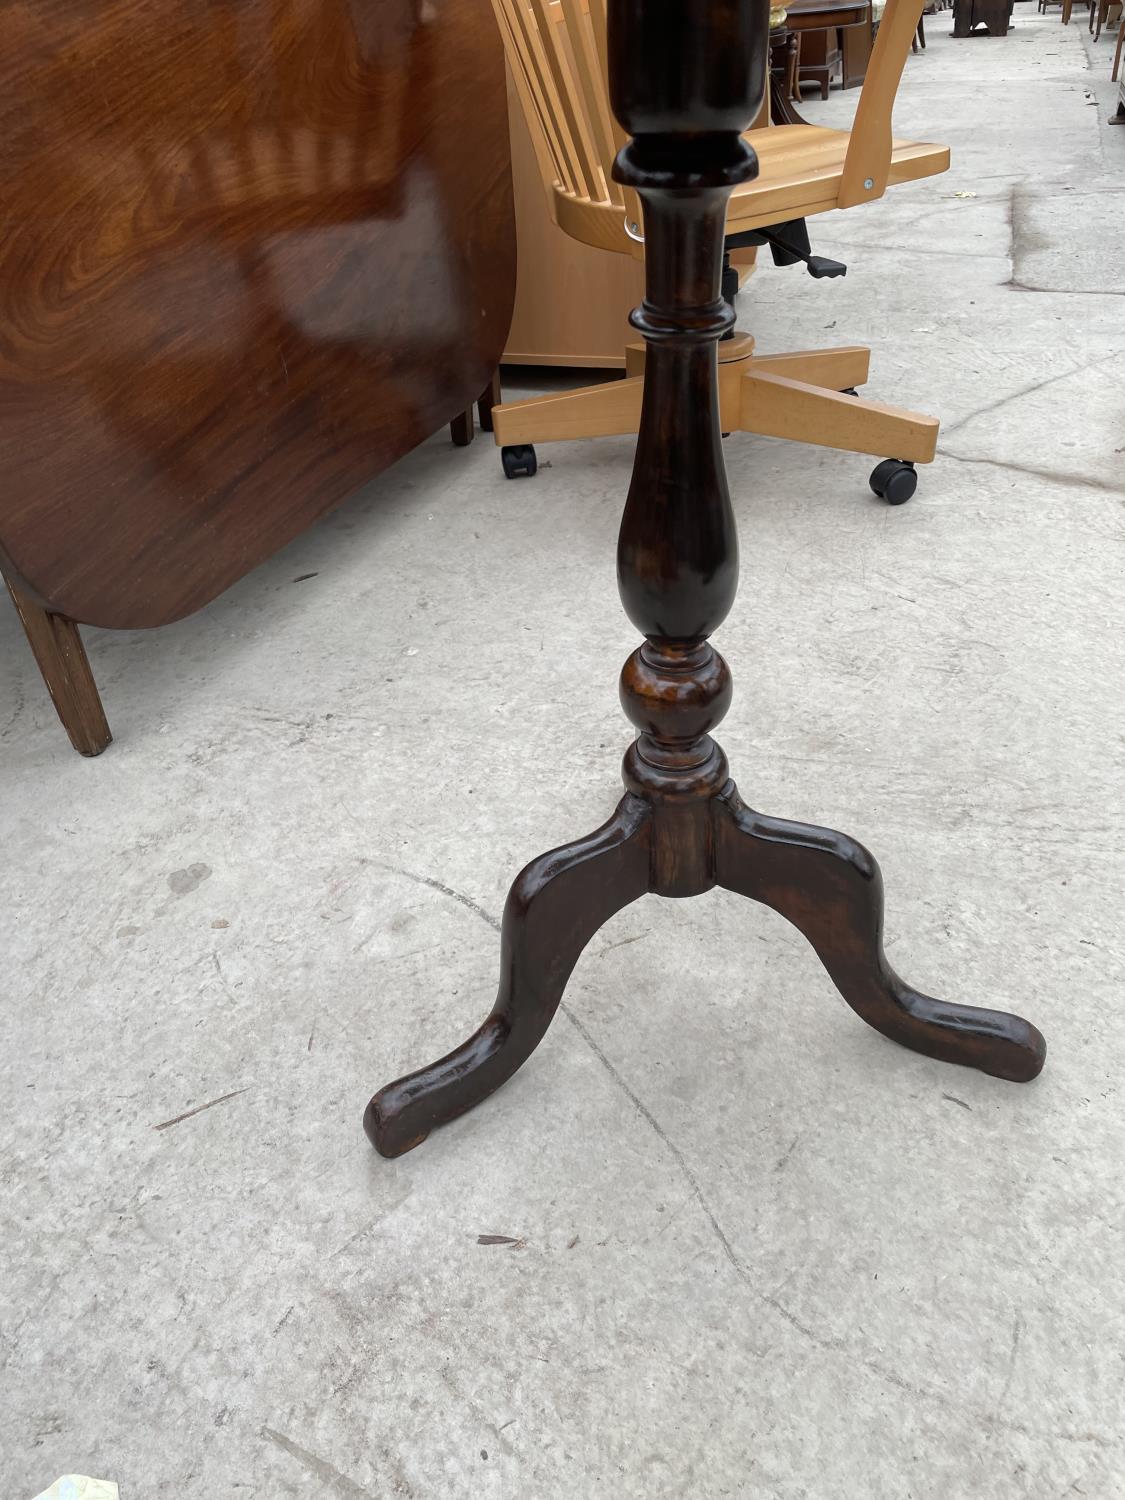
[869, 458, 917, 506]
[840, 386, 859, 397]
[501, 444, 538, 479]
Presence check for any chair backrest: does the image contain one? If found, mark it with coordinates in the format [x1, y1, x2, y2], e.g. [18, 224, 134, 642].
[494, 0, 929, 245]
[491, 0, 642, 252]
[837, 0, 927, 207]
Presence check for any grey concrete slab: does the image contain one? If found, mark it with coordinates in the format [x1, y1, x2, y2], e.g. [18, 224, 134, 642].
[2, 9, 1124, 1498]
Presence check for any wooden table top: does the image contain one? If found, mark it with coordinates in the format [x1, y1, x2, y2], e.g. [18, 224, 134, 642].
[0, 0, 515, 630]
[784, 0, 869, 26]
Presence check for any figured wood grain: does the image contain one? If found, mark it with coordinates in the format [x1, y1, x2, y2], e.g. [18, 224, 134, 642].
[0, 0, 515, 630]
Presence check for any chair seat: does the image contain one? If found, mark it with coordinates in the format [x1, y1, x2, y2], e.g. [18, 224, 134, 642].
[728, 125, 949, 232]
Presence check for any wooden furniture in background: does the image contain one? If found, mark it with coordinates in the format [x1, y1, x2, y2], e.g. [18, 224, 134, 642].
[1113, 30, 1125, 110]
[504, 71, 645, 368]
[1090, 0, 1121, 40]
[796, 22, 844, 97]
[504, 66, 762, 369]
[843, 4, 876, 84]
[793, 0, 877, 98]
[769, 0, 871, 123]
[488, 0, 948, 504]
[953, 0, 1013, 31]
[770, 15, 805, 125]
[364, 0, 1045, 1162]
[0, 0, 514, 754]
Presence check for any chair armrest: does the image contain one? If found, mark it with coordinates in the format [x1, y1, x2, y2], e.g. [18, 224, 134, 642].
[837, 0, 926, 208]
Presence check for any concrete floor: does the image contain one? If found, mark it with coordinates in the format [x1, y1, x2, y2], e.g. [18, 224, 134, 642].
[3, 10, 1124, 1498]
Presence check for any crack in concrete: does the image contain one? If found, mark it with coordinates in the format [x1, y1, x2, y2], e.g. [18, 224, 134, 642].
[1009, 281, 1125, 295]
[262, 1427, 379, 1499]
[937, 448, 1125, 497]
[938, 351, 1121, 440]
[557, 1005, 765, 1331]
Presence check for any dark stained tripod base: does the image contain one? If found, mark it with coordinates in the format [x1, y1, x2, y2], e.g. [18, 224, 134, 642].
[365, 751, 1045, 1158]
[364, 0, 1045, 1161]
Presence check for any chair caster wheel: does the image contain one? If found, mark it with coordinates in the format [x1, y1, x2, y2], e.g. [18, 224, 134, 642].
[869, 458, 917, 505]
[840, 386, 860, 397]
[501, 444, 538, 479]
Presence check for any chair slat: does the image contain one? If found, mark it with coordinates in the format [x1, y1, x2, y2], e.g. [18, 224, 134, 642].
[494, 0, 572, 191]
[587, 0, 644, 239]
[557, 0, 621, 203]
[502, 0, 581, 194]
[838, 0, 925, 206]
[526, 0, 602, 200]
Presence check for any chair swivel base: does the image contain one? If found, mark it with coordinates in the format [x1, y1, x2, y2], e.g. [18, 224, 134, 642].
[491, 335, 938, 503]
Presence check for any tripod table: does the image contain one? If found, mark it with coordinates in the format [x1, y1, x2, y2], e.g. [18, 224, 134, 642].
[365, 0, 1045, 1160]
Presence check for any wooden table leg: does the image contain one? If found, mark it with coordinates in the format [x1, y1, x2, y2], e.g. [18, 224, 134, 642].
[4, 571, 112, 756]
[364, 0, 1045, 1159]
[769, 23, 811, 124]
[449, 407, 475, 446]
[477, 370, 502, 433]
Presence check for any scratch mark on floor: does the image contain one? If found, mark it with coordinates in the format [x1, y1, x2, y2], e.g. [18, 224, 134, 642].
[212, 951, 236, 1002]
[774, 1133, 802, 1172]
[598, 930, 650, 955]
[996, 1312, 1024, 1415]
[372, 862, 501, 933]
[154, 1088, 249, 1131]
[261, 1427, 378, 1499]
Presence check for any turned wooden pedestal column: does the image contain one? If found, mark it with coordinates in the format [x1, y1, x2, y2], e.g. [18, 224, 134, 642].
[364, 0, 1044, 1160]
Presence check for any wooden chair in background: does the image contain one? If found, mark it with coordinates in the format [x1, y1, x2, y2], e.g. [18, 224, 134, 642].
[489, 0, 949, 504]
[1042, 0, 1094, 23]
[1091, 0, 1122, 42]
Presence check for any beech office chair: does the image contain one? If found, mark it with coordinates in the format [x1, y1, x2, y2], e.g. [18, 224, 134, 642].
[489, 0, 948, 503]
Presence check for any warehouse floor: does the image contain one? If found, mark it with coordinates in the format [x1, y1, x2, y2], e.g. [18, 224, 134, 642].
[2, 9, 1124, 1497]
